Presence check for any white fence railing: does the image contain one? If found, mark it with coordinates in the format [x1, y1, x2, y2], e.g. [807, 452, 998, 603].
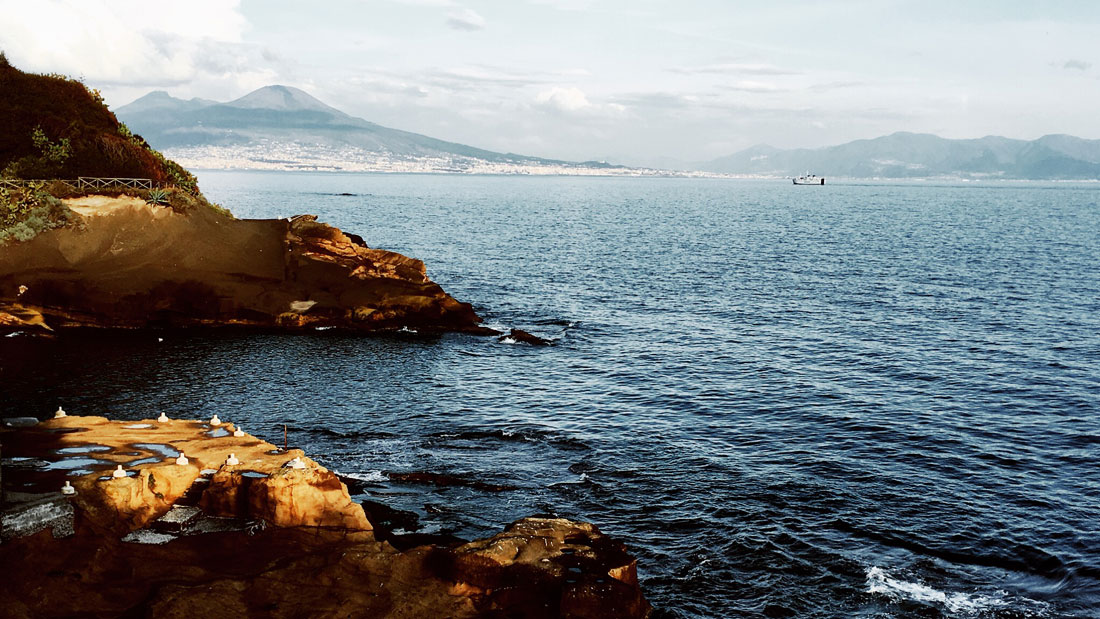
[0, 177, 161, 191]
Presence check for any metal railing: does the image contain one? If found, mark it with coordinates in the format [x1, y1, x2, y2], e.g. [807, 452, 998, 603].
[0, 177, 161, 191]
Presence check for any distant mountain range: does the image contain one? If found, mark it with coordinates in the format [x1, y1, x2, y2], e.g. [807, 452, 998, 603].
[114, 86, 640, 175]
[704, 132, 1100, 179]
[116, 87, 1100, 179]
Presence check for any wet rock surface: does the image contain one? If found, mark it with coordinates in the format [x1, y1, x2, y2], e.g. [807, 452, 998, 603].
[0, 416, 651, 618]
[501, 328, 553, 346]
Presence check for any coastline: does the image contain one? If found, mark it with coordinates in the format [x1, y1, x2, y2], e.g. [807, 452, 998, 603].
[0, 413, 651, 617]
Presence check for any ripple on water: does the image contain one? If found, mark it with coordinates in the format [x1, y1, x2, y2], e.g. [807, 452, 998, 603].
[3, 175, 1098, 617]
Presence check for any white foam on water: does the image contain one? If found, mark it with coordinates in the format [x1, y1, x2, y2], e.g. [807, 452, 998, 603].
[866, 567, 1049, 616]
[344, 470, 387, 483]
[499, 337, 518, 344]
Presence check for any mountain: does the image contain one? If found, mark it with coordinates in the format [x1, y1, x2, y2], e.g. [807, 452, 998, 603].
[115, 86, 633, 174]
[704, 132, 1100, 179]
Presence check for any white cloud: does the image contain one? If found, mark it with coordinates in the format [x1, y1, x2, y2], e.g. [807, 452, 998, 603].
[0, 0, 275, 101]
[446, 7, 486, 31]
[669, 62, 801, 76]
[535, 86, 590, 112]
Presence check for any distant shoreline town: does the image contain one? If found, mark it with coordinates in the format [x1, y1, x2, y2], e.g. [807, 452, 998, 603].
[116, 86, 1100, 182]
[164, 143, 714, 177]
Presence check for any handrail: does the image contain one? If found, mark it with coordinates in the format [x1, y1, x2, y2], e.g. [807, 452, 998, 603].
[0, 177, 165, 191]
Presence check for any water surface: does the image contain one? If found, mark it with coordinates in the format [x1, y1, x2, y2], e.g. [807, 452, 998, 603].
[3, 173, 1098, 618]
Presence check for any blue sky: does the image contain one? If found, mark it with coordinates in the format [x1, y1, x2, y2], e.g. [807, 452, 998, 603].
[1, 0, 1098, 165]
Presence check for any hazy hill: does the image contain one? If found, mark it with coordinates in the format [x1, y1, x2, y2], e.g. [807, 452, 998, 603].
[116, 85, 594, 169]
[705, 132, 1100, 179]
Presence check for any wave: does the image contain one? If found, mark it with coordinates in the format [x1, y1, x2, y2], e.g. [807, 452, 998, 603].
[342, 470, 387, 483]
[866, 567, 1049, 616]
[305, 427, 398, 440]
[427, 428, 589, 451]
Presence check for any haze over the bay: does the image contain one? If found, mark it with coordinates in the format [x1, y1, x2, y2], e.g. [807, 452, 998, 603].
[2, 0, 1098, 168]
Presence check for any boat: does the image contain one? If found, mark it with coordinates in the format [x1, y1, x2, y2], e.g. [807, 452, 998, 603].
[793, 174, 825, 185]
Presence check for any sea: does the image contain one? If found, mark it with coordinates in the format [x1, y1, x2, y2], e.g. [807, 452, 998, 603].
[2, 172, 1098, 618]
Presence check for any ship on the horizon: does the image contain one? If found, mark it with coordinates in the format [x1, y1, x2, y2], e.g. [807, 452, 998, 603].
[793, 173, 825, 185]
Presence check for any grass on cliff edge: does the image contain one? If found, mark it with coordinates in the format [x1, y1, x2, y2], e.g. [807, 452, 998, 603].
[0, 52, 233, 243]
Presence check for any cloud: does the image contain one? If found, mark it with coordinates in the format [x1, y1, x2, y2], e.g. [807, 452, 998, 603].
[527, 0, 594, 11]
[808, 80, 865, 92]
[668, 63, 801, 76]
[535, 86, 590, 112]
[611, 92, 695, 109]
[1063, 59, 1092, 71]
[347, 76, 429, 98]
[721, 80, 786, 93]
[423, 66, 551, 91]
[446, 7, 486, 31]
[0, 0, 269, 98]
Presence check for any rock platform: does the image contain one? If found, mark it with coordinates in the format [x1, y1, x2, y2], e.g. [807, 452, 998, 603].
[0, 415, 651, 617]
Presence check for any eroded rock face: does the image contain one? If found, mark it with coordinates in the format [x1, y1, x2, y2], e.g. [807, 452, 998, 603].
[200, 466, 371, 530]
[75, 463, 200, 535]
[0, 303, 52, 334]
[0, 203, 488, 334]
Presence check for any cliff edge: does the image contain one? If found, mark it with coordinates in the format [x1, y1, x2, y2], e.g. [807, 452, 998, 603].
[0, 57, 486, 334]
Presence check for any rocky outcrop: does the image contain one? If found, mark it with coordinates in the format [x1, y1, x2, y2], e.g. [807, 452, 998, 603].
[0, 416, 651, 618]
[501, 328, 552, 346]
[0, 201, 489, 334]
[200, 466, 371, 530]
[76, 463, 200, 534]
[442, 517, 651, 618]
[9, 415, 371, 535]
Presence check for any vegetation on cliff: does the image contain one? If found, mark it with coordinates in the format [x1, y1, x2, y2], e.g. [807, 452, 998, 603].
[0, 53, 228, 243]
[0, 52, 195, 185]
[0, 182, 79, 244]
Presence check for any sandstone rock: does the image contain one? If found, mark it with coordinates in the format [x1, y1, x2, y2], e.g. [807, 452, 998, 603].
[200, 466, 371, 530]
[0, 205, 487, 334]
[73, 463, 200, 534]
[1, 420, 650, 618]
[0, 303, 53, 333]
[443, 517, 651, 618]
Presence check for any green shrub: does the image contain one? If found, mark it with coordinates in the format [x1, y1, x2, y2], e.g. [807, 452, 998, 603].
[0, 182, 78, 245]
[147, 188, 169, 205]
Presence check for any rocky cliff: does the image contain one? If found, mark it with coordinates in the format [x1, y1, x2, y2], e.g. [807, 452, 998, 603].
[0, 198, 486, 333]
[0, 59, 487, 334]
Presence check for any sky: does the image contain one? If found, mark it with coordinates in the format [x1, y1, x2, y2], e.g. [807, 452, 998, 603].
[2, 0, 1099, 166]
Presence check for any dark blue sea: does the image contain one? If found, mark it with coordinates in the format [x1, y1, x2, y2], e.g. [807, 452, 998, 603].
[3, 173, 1099, 618]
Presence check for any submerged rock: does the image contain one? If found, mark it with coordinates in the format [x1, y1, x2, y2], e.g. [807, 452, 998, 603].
[501, 328, 552, 346]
